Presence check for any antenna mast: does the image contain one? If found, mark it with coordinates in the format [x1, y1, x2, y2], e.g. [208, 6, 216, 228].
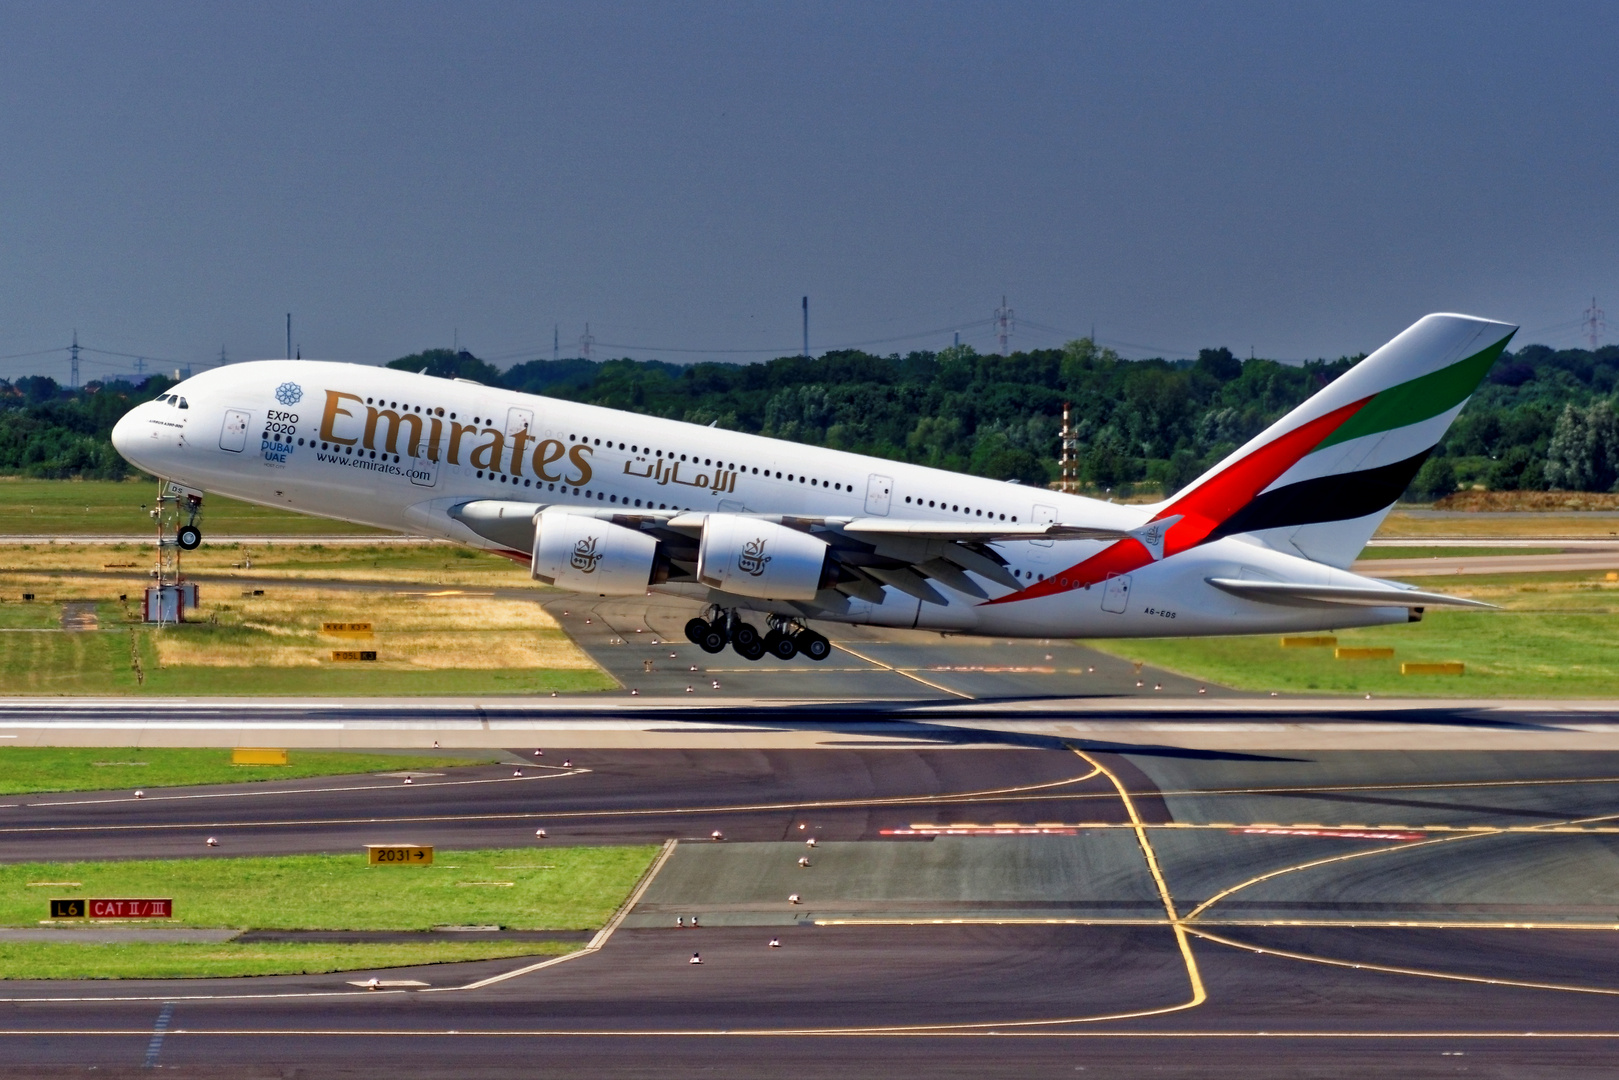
[994, 296, 1014, 356]
[802, 296, 809, 358]
[1060, 401, 1078, 493]
[1583, 296, 1606, 351]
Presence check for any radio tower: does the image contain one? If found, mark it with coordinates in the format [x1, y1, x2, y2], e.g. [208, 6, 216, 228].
[578, 323, 595, 361]
[1059, 401, 1078, 493]
[994, 296, 1014, 355]
[1583, 296, 1606, 351]
[69, 330, 80, 389]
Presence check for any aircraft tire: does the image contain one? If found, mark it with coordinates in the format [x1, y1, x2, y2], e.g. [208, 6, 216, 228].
[734, 635, 767, 661]
[698, 626, 728, 654]
[763, 629, 797, 660]
[176, 525, 202, 550]
[798, 630, 831, 662]
[684, 618, 709, 646]
[732, 621, 761, 650]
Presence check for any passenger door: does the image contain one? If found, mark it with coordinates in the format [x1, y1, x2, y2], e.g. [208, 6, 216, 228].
[506, 407, 535, 443]
[1032, 503, 1057, 546]
[409, 454, 439, 488]
[219, 409, 250, 453]
[1101, 573, 1132, 614]
[864, 474, 893, 516]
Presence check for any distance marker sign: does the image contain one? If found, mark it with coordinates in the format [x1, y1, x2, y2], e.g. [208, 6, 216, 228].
[367, 845, 433, 865]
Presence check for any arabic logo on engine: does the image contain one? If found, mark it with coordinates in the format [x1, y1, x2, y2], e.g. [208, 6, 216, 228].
[274, 382, 304, 406]
[738, 537, 771, 577]
[570, 536, 603, 573]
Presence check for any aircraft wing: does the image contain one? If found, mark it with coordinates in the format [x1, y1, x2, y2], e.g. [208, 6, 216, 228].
[1205, 577, 1494, 609]
[448, 500, 1166, 606]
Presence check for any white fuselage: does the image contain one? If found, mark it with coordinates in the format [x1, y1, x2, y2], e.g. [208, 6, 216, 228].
[111, 360, 1412, 639]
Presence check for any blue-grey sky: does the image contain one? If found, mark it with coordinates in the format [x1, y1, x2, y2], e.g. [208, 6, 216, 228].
[2, 1, 1617, 382]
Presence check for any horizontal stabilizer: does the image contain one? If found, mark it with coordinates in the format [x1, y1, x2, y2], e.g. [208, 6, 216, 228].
[1128, 515, 1182, 562]
[1205, 577, 1493, 610]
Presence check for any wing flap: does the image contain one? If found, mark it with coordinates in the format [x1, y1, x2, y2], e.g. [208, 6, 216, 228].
[840, 517, 1134, 542]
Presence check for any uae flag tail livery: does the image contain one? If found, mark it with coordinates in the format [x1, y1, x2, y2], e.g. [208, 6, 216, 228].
[109, 312, 1514, 644]
[1000, 313, 1516, 612]
[1185, 313, 1517, 567]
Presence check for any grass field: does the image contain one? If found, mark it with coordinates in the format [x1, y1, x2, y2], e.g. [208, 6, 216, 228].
[0, 477, 385, 536]
[1376, 509, 1619, 539]
[1094, 571, 1619, 697]
[1355, 546, 1565, 560]
[0, 538, 535, 588]
[0, 845, 655, 978]
[0, 557, 615, 695]
[3, 848, 655, 930]
[0, 748, 495, 795]
[0, 940, 569, 981]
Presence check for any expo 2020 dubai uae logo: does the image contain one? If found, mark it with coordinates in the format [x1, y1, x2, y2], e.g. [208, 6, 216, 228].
[274, 382, 303, 406]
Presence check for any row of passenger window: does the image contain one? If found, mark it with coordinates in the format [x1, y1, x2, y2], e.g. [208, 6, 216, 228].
[902, 495, 1018, 522]
[472, 468, 688, 510]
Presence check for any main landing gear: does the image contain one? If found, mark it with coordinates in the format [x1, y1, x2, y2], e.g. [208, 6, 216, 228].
[683, 609, 830, 663]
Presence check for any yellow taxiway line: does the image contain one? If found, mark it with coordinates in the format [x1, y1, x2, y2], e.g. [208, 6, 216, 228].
[1073, 747, 1208, 1012]
[1186, 925, 1619, 998]
[830, 642, 975, 699]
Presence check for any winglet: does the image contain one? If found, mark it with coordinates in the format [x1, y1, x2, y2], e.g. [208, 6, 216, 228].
[1128, 515, 1182, 561]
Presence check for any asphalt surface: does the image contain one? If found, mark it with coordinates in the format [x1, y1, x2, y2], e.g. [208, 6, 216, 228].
[5, 583, 1619, 1075]
[5, 743, 1619, 1076]
[537, 588, 1234, 701]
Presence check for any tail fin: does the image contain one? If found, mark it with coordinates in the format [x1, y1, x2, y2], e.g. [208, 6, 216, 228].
[1156, 313, 1517, 568]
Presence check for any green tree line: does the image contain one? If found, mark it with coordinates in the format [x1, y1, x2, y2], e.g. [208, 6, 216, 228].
[6, 338, 1619, 497]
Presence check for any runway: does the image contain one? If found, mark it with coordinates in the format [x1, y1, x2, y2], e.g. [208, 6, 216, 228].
[6, 591, 1619, 1075]
[4, 740, 1619, 1076]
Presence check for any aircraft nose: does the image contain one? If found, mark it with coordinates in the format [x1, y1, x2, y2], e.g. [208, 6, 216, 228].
[110, 406, 145, 464]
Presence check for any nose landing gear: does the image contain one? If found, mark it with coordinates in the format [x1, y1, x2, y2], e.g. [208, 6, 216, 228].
[173, 490, 204, 549]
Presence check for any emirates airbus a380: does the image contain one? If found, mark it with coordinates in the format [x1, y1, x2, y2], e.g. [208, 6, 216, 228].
[111, 314, 1508, 662]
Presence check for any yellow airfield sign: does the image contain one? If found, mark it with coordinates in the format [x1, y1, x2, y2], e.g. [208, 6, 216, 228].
[367, 845, 433, 866]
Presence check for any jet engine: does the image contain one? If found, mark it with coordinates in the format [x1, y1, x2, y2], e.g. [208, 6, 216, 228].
[697, 515, 834, 601]
[532, 510, 662, 595]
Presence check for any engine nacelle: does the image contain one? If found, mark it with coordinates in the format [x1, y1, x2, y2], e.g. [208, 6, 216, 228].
[532, 511, 660, 595]
[697, 515, 832, 601]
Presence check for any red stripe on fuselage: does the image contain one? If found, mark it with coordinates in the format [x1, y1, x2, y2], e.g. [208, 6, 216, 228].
[984, 396, 1372, 606]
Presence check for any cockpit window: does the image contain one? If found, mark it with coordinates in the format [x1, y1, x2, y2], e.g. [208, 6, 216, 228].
[177, 398, 189, 409]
